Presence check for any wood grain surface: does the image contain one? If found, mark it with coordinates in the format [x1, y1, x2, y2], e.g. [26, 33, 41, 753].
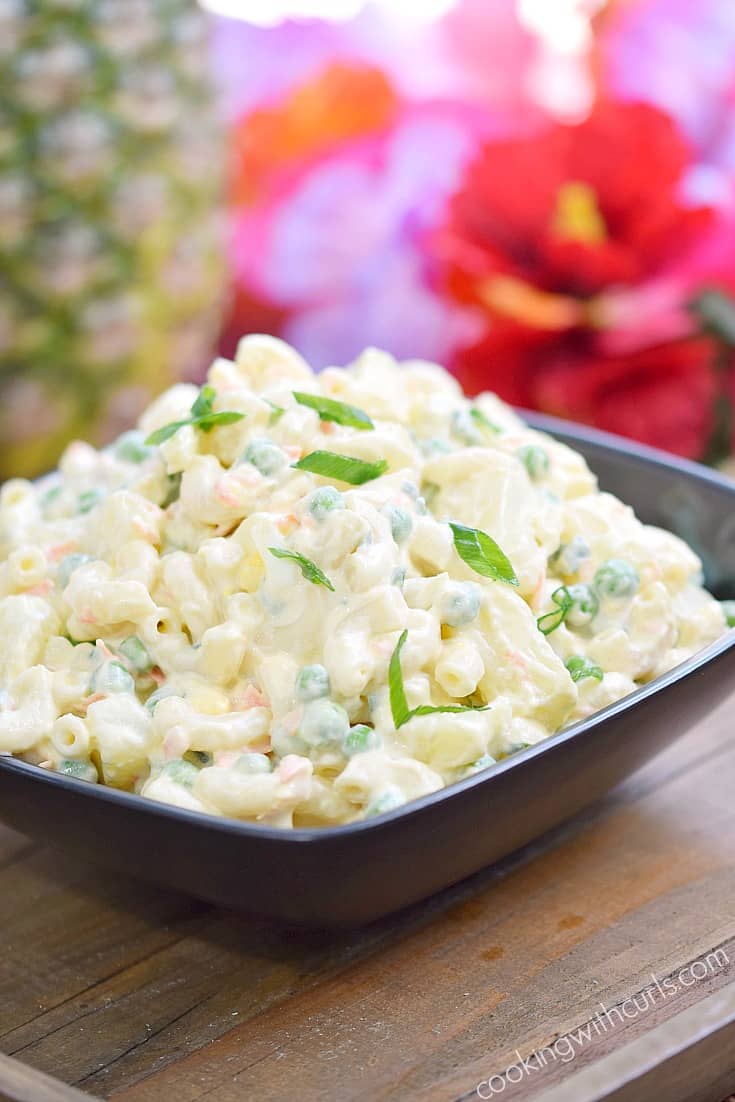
[1, 690, 735, 1102]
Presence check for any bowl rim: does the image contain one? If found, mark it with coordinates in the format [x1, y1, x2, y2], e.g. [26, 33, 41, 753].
[3, 413, 734, 844]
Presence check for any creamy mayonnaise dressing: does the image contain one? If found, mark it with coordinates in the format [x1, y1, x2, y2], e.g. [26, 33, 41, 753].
[0, 337, 727, 825]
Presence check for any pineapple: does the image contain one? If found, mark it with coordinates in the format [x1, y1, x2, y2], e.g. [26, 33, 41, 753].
[0, 0, 226, 479]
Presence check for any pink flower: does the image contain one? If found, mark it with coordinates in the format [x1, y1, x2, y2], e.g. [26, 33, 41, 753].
[230, 100, 490, 366]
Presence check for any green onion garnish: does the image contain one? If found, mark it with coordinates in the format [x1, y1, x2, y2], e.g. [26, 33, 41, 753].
[268, 547, 335, 591]
[449, 522, 518, 585]
[537, 586, 574, 635]
[565, 655, 604, 683]
[469, 408, 501, 434]
[293, 392, 374, 430]
[292, 450, 388, 485]
[389, 630, 490, 729]
[145, 385, 245, 446]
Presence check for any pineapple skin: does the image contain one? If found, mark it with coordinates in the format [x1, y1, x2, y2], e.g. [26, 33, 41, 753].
[0, 0, 226, 479]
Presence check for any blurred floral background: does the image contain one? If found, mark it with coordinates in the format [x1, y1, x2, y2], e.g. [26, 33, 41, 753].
[4, 0, 735, 477]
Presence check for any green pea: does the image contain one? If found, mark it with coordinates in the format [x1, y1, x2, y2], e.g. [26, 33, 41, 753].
[241, 438, 287, 477]
[271, 725, 308, 758]
[91, 661, 135, 695]
[57, 553, 92, 589]
[365, 786, 404, 818]
[118, 635, 153, 674]
[114, 430, 152, 464]
[565, 655, 604, 683]
[440, 581, 482, 627]
[299, 699, 349, 747]
[343, 725, 382, 756]
[162, 759, 199, 789]
[234, 752, 272, 774]
[383, 504, 412, 543]
[594, 558, 639, 599]
[517, 444, 550, 481]
[59, 759, 98, 783]
[308, 486, 344, 522]
[721, 600, 735, 628]
[565, 583, 599, 629]
[552, 536, 590, 575]
[78, 488, 105, 514]
[295, 663, 330, 701]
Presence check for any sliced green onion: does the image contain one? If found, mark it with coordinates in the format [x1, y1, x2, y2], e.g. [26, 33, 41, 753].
[190, 385, 216, 419]
[469, 407, 501, 434]
[722, 600, 735, 628]
[449, 521, 518, 585]
[268, 547, 335, 590]
[145, 386, 245, 446]
[194, 411, 246, 433]
[293, 391, 374, 430]
[388, 629, 490, 730]
[537, 586, 574, 635]
[145, 420, 191, 446]
[565, 655, 604, 683]
[293, 450, 388, 485]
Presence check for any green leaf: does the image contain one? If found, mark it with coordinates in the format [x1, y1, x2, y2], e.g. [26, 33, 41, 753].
[722, 600, 735, 628]
[565, 655, 604, 683]
[293, 391, 374, 430]
[469, 407, 501, 434]
[537, 586, 573, 635]
[190, 384, 216, 419]
[193, 411, 245, 433]
[388, 629, 490, 730]
[449, 521, 519, 585]
[268, 547, 335, 591]
[389, 629, 411, 729]
[145, 420, 191, 446]
[292, 450, 388, 485]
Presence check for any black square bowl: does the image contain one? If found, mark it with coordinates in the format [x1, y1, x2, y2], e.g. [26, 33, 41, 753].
[1, 414, 734, 926]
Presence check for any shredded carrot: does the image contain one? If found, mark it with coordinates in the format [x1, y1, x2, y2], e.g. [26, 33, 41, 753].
[28, 580, 53, 597]
[48, 541, 77, 562]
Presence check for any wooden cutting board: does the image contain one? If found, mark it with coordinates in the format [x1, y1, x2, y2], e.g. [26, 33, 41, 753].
[1, 691, 734, 1102]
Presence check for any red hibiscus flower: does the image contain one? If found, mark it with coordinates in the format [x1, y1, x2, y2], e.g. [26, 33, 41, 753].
[439, 101, 722, 458]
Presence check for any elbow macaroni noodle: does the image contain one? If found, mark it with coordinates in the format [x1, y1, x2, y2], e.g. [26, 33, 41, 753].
[0, 336, 727, 825]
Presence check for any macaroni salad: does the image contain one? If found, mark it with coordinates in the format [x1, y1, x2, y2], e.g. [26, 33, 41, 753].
[0, 337, 728, 826]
